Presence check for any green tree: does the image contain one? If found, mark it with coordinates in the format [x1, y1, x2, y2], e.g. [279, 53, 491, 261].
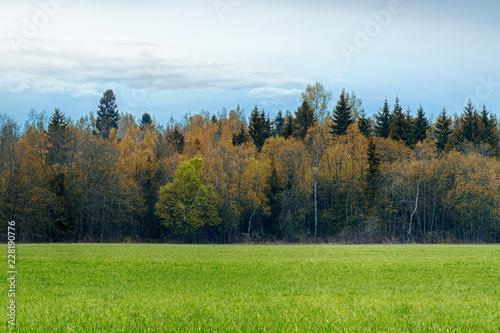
[457, 100, 480, 144]
[155, 158, 221, 236]
[47, 108, 77, 240]
[264, 163, 283, 236]
[167, 127, 185, 154]
[404, 108, 415, 147]
[389, 97, 407, 143]
[47, 108, 70, 166]
[375, 99, 391, 138]
[330, 89, 353, 136]
[248, 106, 271, 150]
[273, 110, 285, 137]
[366, 137, 380, 203]
[282, 113, 294, 140]
[293, 100, 315, 140]
[96, 89, 120, 139]
[434, 108, 452, 152]
[479, 104, 498, 153]
[232, 124, 249, 146]
[357, 109, 372, 138]
[139, 112, 154, 131]
[413, 104, 430, 143]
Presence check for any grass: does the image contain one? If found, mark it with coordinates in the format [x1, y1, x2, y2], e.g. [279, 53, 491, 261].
[4, 244, 499, 332]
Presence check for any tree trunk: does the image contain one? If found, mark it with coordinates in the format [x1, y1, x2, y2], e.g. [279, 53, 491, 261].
[314, 166, 318, 241]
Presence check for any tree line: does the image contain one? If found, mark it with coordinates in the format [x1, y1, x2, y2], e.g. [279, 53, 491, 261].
[1, 83, 499, 243]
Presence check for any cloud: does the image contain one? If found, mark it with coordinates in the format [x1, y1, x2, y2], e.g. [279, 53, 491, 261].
[248, 87, 302, 98]
[0, 41, 311, 97]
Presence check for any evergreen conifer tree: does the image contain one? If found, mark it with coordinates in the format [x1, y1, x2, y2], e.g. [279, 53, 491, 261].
[389, 97, 406, 142]
[293, 100, 315, 140]
[248, 106, 271, 150]
[413, 104, 430, 143]
[434, 108, 453, 152]
[273, 110, 285, 137]
[282, 114, 294, 140]
[232, 124, 249, 146]
[375, 99, 391, 138]
[357, 109, 372, 138]
[330, 89, 353, 136]
[458, 100, 480, 144]
[96, 89, 120, 139]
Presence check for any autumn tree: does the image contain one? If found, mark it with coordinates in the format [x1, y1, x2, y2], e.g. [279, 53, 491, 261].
[301, 82, 332, 125]
[0, 114, 20, 223]
[306, 126, 328, 241]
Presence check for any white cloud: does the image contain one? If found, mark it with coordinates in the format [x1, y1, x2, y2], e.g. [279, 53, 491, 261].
[0, 41, 311, 97]
[248, 87, 302, 98]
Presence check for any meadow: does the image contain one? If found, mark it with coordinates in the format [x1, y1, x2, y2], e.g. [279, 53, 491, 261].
[6, 244, 500, 332]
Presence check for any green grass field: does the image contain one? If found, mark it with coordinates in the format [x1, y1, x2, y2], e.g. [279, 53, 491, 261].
[5, 244, 500, 332]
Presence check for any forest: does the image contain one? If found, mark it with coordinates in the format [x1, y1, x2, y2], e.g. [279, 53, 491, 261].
[1, 83, 499, 243]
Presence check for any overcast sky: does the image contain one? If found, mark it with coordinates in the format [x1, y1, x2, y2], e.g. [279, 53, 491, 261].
[1, 0, 499, 125]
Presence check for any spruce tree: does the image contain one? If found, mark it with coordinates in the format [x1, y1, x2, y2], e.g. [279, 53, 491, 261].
[96, 89, 120, 139]
[479, 104, 496, 145]
[293, 100, 315, 140]
[434, 108, 453, 152]
[375, 99, 391, 138]
[413, 104, 430, 143]
[282, 114, 294, 140]
[264, 163, 283, 236]
[48, 108, 70, 166]
[330, 89, 353, 136]
[404, 108, 415, 147]
[248, 106, 271, 150]
[167, 127, 185, 154]
[366, 137, 380, 202]
[273, 110, 285, 137]
[458, 100, 480, 144]
[357, 109, 372, 138]
[389, 97, 406, 142]
[47, 108, 72, 239]
[232, 124, 249, 146]
[139, 112, 153, 131]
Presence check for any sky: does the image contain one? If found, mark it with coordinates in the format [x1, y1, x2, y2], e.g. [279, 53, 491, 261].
[1, 0, 499, 126]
